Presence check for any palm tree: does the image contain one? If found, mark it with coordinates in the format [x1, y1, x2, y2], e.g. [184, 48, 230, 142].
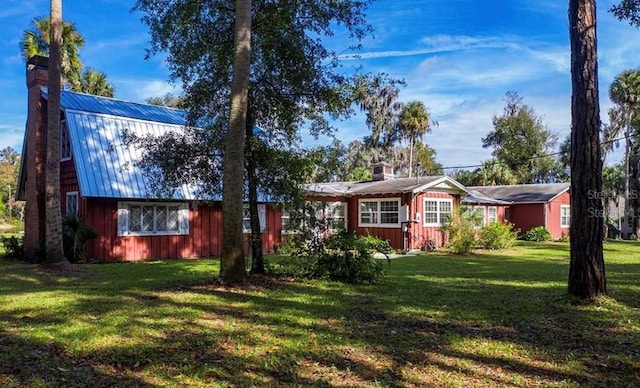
[22, 16, 85, 90]
[397, 101, 434, 178]
[78, 68, 115, 97]
[44, 0, 66, 263]
[478, 159, 517, 186]
[220, 0, 251, 285]
[609, 69, 640, 236]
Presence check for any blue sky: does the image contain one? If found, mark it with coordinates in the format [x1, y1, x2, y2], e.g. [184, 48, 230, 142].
[1, 0, 638, 170]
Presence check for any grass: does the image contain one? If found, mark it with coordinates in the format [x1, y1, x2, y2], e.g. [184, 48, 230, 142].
[0, 241, 639, 387]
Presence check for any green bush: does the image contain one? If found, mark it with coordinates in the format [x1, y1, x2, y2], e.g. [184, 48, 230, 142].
[523, 226, 552, 242]
[267, 231, 385, 283]
[356, 234, 393, 255]
[318, 231, 385, 283]
[1, 235, 24, 259]
[478, 222, 518, 249]
[442, 209, 477, 254]
[275, 234, 306, 255]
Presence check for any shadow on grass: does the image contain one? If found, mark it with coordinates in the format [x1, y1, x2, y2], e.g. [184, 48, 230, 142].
[0, 245, 639, 386]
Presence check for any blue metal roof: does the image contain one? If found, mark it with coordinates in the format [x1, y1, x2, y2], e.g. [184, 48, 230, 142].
[39, 89, 194, 200]
[40, 89, 275, 201]
[42, 87, 186, 125]
[64, 109, 196, 200]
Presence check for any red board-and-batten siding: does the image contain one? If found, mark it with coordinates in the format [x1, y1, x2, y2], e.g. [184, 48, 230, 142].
[61, 158, 283, 261]
[311, 190, 459, 251]
[79, 200, 283, 262]
[509, 191, 570, 239]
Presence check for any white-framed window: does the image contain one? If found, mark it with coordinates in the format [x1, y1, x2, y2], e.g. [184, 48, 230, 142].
[326, 202, 347, 231]
[243, 204, 266, 233]
[561, 205, 570, 228]
[282, 202, 347, 234]
[488, 206, 497, 224]
[424, 199, 453, 226]
[281, 208, 298, 234]
[359, 198, 401, 227]
[66, 191, 78, 216]
[117, 202, 189, 236]
[462, 205, 485, 229]
[60, 120, 71, 161]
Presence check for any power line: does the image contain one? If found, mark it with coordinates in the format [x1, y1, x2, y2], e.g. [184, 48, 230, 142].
[440, 134, 629, 171]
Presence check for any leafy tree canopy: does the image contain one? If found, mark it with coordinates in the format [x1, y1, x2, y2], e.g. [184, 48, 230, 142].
[482, 92, 560, 184]
[611, 0, 640, 27]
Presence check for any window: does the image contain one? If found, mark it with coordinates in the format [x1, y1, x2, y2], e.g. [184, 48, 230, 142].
[488, 207, 497, 224]
[326, 202, 347, 231]
[462, 205, 484, 228]
[66, 191, 78, 216]
[281, 208, 297, 234]
[359, 198, 401, 227]
[424, 199, 453, 226]
[60, 120, 71, 161]
[561, 205, 570, 228]
[283, 202, 347, 234]
[117, 202, 189, 236]
[243, 204, 266, 233]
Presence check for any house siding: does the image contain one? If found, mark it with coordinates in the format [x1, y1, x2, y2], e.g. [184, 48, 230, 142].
[546, 191, 571, 239]
[410, 191, 459, 249]
[348, 194, 406, 250]
[509, 203, 545, 236]
[82, 198, 282, 262]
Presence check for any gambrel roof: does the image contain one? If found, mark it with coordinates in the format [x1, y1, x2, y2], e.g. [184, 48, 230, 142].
[21, 88, 195, 200]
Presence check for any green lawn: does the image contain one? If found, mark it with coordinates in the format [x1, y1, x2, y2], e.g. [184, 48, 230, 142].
[1, 241, 639, 387]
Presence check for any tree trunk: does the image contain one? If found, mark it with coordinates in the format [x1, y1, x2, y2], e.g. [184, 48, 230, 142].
[44, 0, 66, 264]
[408, 138, 414, 178]
[568, 0, 606, 299]
[220, 0, 251, 285]
[246, 126, 265, 274]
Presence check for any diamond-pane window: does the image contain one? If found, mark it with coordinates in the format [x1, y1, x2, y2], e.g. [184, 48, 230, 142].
[167, 206, 179, 231]
[142, 206, 154, 231]
[156, 207, 168, 231]
[129, 206, 142, 231]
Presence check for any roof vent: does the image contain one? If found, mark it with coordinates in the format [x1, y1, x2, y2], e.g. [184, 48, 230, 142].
[372, 162, 394, 181]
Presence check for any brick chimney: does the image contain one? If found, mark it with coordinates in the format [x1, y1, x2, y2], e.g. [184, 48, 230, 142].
[372, 161, 394, 181]
[23, 55, 49, 260]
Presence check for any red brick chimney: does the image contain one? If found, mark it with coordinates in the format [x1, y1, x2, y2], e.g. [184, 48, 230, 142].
[23, 56, 49, 260]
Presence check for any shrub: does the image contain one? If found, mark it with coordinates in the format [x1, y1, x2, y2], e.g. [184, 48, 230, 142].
[275, 234, 306, 255]
[1, 235, 24, 259]
[267, 231, 385, 283]
[318, 231, 385, 283]
[441, 209, 477, 254]
[357, 234, 393, 255]
[478, 222, 518, 249]
[62, 214, 99, 263]
[523, 226, 551, 242]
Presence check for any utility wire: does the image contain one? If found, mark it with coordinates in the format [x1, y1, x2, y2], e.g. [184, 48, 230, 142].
[439, 134, 629, 171]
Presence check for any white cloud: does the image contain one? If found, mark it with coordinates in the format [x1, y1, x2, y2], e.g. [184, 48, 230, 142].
[114, 78, 182, 102]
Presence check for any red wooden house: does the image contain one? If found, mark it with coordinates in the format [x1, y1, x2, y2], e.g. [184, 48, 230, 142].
[465, 183, 571, 239]
[18, 57, 285, 262]
[306, 162, 469, 250]
[18, 58, 573, 261]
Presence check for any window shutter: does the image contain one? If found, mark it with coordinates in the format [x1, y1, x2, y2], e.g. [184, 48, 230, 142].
[117, 202, 128, 236]
[258, 204, 267, 232]
[179, 203, 190, 234]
